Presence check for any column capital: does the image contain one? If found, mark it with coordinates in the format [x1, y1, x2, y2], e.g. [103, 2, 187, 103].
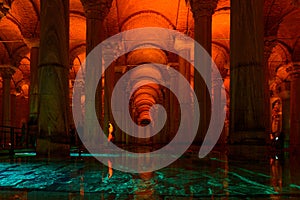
[0, 65, 16, 79]
[190, 0, 218, 18]
[80, 0, 113, 20]
[23, 38, 40, 48]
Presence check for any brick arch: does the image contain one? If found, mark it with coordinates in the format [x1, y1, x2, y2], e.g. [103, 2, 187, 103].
[121, 10, 176, 31]
[269, 41, 292, 79]
[10, 0, 40, 38]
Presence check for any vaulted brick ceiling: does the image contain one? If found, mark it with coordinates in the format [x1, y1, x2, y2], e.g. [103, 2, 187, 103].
[0, 0, 299, 78]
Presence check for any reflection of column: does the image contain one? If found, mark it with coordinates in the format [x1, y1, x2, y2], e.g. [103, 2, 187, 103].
[37, 0, 70, 157]
[290, 62, 300, 148]
[190, 0, 217, 142]
[230, 0, 265, 142]
[24, 38, 40, 126]
[0, 66, 15, 127]
[270, 157, 282, 195]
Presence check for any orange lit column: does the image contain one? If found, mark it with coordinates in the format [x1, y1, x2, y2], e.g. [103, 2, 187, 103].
[229, 0, 265, 143]
[277, 82, 290, 148]
[0, 66, 15, 146]
[264, 39, 277, 140]
[0, 66, 15, 127]
[190, 0, 217, 143]
[290, 62, 300, 149]
[37, 0, 70, 157]
[81, 0, 112, 146]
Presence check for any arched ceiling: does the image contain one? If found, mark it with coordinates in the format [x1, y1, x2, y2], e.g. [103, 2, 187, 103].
[0, 0, 298, 67]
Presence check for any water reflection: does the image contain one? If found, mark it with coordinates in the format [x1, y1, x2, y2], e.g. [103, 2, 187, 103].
[270, 152, 283, 199]
[1, 146, 300, 199]
[134, 172, 155, 199]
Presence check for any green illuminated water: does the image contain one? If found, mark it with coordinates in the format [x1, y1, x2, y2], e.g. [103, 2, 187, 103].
[0, 146, 300, 199]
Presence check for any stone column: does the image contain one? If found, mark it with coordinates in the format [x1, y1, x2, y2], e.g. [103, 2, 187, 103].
[190, 0, 217, 143]
[103, 46, 115, 141]
[0, 66, 15, 126]
[213, 76, 225, 144]
[0, 66, 15, 146]
[264, 39, 277, 141]
[24, 38, 40, 128]
[278, 89, 290, 148]
[290, 62, 300, 149]
[81, 0, 112, 146]
[37, 0, 70, 157]
[169, 67, 179, 142]
[229, 0, 265, 143]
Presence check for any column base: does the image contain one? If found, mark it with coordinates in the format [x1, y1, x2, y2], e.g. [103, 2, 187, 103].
[229, 131, 267, 145]
[36, 138, 70, 158]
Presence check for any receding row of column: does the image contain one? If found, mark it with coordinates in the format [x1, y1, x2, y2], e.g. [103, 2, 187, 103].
[1, 0, 300, 157]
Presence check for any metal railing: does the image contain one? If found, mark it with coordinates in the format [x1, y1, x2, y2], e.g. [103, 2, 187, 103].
[0, 125, 35, 155]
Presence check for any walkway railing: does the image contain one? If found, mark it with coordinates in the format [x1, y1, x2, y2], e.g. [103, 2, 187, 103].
[0, 125, 32, 155]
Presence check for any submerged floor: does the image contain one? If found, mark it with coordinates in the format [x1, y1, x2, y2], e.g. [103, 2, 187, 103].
[0, 145, 300, 199]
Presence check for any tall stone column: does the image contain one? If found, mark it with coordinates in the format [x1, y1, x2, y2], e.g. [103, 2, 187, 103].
[0, 66, 15, 146]
[81, 0, 112, 146]
[290, 62, 300, 149]
[213, 76, 225, 143]
[279, 91, 290, 148]
[24, 38, 40, 128]
[103, 45, 115, 140]
[190, 0, 217, 143]
[264, 39, 277, 141]
[0, 66, 15, 126]
[37, 0, 70, 157]
[230, 0, 265, 143]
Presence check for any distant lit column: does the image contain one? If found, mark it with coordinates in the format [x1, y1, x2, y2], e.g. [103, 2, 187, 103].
[290, 62, 300, 149]
[264, 39, 277, 139]
[24, 38, 40, 126]
[190, 0, 217, 142]
[0, 66, 15, 127]
[213, 76, 224, 143]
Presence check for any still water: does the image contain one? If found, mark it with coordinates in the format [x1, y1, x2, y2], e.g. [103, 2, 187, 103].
[0, 145, 300, 199]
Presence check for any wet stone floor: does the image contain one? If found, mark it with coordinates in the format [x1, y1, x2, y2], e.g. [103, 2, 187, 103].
[0, 145, 300, 199]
